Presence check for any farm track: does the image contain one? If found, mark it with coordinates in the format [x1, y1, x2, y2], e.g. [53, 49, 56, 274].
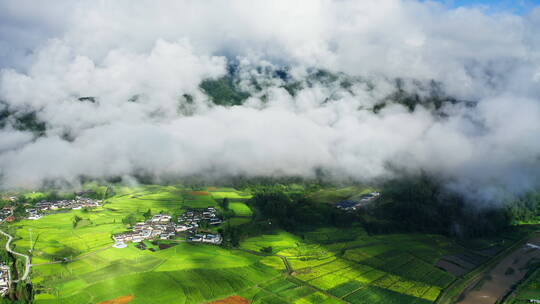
[0, 229, 31, 282]
[288, 275, 351, 303]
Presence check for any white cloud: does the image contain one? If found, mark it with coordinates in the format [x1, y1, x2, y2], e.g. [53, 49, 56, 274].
[0, 0, 538, 202]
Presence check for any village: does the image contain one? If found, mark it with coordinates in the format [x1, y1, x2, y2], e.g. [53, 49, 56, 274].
[25, 197, 102, 220]
[112, 207, 223, 247]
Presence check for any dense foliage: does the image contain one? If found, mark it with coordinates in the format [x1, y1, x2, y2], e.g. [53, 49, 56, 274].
[0, 105, 46, 137]
[367, 174, 512, 238]
[249, 188, 357, 232]
[506, 191, 540, 224]
[200, 76, 250, 106]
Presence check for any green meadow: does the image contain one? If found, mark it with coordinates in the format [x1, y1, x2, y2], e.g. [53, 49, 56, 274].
[208, 187, 252, 200]
[10, 185, 274, 303]
[31, 242, 281, 303]
[3, 184, 509, 304]
[229, 202, 253, 217]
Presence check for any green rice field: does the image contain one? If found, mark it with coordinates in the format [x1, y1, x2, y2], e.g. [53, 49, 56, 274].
[209, 188, 252, 200]
[2, 184, 491, 304]
[229, 202, 253, 217]
[240, 228, 467, 304]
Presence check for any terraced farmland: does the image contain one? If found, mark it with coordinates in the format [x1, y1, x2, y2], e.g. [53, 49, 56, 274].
[240, 230, 467, 304]
[239, 277, 345, 304]
[296, 244, 457, 303]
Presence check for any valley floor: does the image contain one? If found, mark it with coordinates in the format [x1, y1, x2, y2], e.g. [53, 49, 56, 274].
[0, 184, 534, 304]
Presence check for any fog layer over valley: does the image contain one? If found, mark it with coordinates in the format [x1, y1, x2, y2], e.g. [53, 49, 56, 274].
[0, 0, 539, 202]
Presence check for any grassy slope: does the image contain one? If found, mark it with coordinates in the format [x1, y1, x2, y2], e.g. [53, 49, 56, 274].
[209, 188, 252, 201]
[228, 202, 253, 217]
[33, 243, 280, 304]
[15, 185, 281, 304]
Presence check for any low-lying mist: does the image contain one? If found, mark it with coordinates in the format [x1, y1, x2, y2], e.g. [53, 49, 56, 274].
[0, 0, 539, 205]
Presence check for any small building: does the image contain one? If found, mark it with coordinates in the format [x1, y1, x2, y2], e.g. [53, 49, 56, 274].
[27, 214, 42, 220]
[202, 234, 222, 244]
[209, 218, 222, 225]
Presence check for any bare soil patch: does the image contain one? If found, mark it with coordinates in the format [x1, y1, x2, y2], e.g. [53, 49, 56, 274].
[208, 295, 249, 304]
[191, 191, 209, 196]
[99, 295, 134, 304]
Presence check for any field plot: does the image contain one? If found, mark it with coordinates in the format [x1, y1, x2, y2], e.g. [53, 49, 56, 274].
[240, 231, 303, 253]
[344, 285, 431, 304]
[239, 277, 345, 304]
[229, 202, 253, 217]
[284, 232, 463, 304]
[238, 227, 469, 304]
[106, 185, 184, 214]
[209, 188, 252, 201]
[182, 190, 219, 208]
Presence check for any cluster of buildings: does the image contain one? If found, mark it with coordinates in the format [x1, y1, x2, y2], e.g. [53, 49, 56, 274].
[180, 207, 223, 245]
[113, 214, 178, 244]
[113, 207, 225, 247]
[0, 263, 9, 296]
[335, 192, 381, 211]
[27, 197, 102, 219]
[0, 207, 15, 223]
[177, 207, 222, 232]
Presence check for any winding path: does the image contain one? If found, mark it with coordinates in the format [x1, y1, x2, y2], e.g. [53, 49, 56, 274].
[0, 229, 31, 282]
